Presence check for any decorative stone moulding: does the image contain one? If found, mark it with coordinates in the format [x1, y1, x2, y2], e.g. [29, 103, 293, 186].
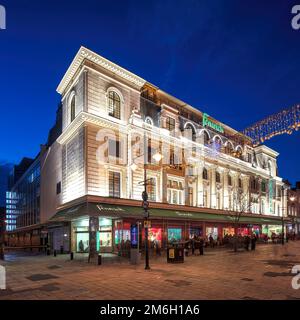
[57, 46, 146, 95]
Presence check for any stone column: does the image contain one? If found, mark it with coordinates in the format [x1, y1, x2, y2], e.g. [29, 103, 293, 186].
[162, 168, 168, 203]
[127, 130, 133, 199]
[184, 168, 190, 206]
[242, 176, 250, 212]
[89, 216, 99, 263]
[197, 166, 204, 207]
[223, 170, 229, 210]
[210, 167, 216, 209]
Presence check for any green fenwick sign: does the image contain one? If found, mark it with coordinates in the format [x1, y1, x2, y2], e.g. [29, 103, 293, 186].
[202, 113, 224, 133]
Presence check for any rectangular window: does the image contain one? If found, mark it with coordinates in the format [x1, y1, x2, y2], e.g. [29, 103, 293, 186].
[172, 190, 178, 204]
[247, 153, 252, 163]
[109, 171, 121, 198]
[56, 182, 61, 195]
[147, 177, 156, 201]
[108, 139, 121, 158]
[166, 116, 175, 131]
[147, 139, 156, 164]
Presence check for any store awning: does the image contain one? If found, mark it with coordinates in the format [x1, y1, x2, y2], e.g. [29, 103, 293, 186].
[50, 202, 283, 226]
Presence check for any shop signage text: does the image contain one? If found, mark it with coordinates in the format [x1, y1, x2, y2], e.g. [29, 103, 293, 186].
[96, 205, 124, 212]
[202, 113, 224, 133]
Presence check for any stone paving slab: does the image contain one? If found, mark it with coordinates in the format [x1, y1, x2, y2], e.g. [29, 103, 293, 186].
[0, 242, 300, 300]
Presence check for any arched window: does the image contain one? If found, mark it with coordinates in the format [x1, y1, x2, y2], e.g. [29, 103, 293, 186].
[235, 146, 243, 159]
[185, 123, 196, 142]
[203, 168, 208, 180]
[216, 172, 221, 183]
[225, 142, 234, 155]
[145, 116, 153, 126]
[213, 136, 222, 152]
[203, 131, 210, 146]
[70, 95, 76, 122]
[108, 91, 121, 119]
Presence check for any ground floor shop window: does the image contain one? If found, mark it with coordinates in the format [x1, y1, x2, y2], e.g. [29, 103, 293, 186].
[189, 227, 202, 238]
[206, 227, 218, 240]
[168, 227, 182, 242]
[99, 227, 112, 247]
[114, 221, 131, 245]
[223, 227, 235, 236]
[99, 218, 112, 249]
[251, 225, 260, 236]
[237, 228, 249, 236]
[76, 232, 89, 252]
[262, 224, 283, 237]
[148, 227, 162, 254]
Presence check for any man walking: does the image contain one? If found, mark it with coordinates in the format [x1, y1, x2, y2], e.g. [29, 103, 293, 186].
[251, 234, 257, 251]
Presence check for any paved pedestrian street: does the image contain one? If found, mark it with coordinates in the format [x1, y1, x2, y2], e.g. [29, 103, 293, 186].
[1, 242, 300, 300]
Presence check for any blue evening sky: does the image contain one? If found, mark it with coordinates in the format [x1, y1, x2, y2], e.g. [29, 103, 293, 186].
[0, 0, 299, 184]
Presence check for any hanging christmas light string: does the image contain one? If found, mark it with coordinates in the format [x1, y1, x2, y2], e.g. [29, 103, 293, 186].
[242, 104, 300, 146]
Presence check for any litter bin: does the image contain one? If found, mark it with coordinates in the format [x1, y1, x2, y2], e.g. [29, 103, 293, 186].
[167, 246, 184, 263]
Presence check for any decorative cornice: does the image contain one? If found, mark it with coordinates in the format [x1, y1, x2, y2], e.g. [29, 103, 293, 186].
[57, 112, 128, 145]
[57, 46, 146, 95]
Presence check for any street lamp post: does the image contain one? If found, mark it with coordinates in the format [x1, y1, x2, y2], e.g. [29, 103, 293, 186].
[281, 215, 285, 245]
[143, 130, 150, 270]
[281, 185, 286, 245]
[132, 132, 162, 270]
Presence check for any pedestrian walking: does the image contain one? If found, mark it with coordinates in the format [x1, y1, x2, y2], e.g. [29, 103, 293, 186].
[244, 235, 250, 251]
[191, 236, 195, 255]
[199, 237, 204, 255]
[209, 235, 214, 248]
[195, 236, 200, 255]
[251, 234, 257, 251]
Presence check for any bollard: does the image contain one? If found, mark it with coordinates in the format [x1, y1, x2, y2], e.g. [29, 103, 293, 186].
[54, 250, 57, 257]
[98, 254, 102, 265]
[70, 252, 74, 260]
[46, 249, 50, 256]
[60, 246, 64, 254]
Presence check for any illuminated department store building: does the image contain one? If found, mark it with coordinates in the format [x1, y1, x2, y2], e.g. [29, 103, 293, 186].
[7, 47, 289, 253]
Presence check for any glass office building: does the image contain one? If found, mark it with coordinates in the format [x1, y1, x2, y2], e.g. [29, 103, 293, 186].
[6, 160, 40, 230]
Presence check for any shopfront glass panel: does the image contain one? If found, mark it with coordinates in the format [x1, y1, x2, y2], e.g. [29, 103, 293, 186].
[237, 228, 249, 236]
[206, 227, 218, 240]
[262, 224, 282, 237]
[252, 225, 260, 235]
[76, 232, 89, 252]
[168, 228, 182, 242]
[114, 221, 131, 245]
[189, 227, 202, 238]
[99, 227, 112, 247]
[223, 227, 235, 236]
[149, 228, 162, 243]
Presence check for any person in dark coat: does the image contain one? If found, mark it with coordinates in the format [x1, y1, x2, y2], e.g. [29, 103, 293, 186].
[191, 236, 196, 255]
[194, 236, 200, 255]
[244, 236, 250, 251]
[209, 235, 214, 248]
[199, 237, 204, 255]
[251, 234, 257, 251]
